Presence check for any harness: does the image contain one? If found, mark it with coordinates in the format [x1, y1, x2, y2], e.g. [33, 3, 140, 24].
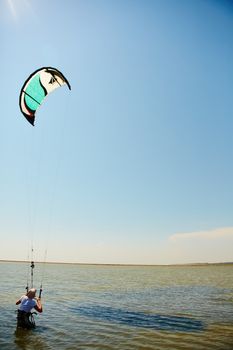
[17, 310, 37, 329]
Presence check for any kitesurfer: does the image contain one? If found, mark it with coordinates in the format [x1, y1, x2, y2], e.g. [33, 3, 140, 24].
[16, 288, 43, 329]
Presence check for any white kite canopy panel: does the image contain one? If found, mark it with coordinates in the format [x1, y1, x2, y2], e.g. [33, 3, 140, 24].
[19, 67, 71, 125]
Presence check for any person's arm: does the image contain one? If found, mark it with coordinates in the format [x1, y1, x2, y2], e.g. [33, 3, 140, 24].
[16, 296, 23, 305]
[34, 298, 43, 313]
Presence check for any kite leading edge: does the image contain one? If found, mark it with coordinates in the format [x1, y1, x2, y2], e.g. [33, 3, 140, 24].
[19, 67, 71, 125]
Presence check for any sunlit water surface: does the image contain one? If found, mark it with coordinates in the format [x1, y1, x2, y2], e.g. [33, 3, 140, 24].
[0, 262, 233, 349]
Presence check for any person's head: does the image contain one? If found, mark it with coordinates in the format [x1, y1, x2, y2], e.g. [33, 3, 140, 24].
[27, 288, 36, 299]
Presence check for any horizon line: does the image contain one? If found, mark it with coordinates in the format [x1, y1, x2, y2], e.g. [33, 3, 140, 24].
[0, 259, 232, 267]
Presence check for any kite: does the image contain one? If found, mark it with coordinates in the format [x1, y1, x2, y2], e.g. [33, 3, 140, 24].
[19, 67, 71, 125]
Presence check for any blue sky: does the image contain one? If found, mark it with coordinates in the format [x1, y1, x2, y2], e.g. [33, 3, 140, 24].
[1, 0, 233, 264]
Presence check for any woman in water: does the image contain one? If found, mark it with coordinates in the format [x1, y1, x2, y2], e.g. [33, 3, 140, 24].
[16, 288, 43, 329]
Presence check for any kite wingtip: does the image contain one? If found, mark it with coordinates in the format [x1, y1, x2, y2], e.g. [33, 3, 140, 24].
[23, 113, 35, 126]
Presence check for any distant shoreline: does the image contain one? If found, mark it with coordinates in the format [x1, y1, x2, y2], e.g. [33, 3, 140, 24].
[0, 259, 232, 267]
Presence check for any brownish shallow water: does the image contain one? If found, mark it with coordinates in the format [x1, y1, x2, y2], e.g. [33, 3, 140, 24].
[0, 262, 233, 349]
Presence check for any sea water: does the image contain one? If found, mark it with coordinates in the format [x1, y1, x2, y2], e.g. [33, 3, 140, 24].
[0, 262, 232, 350]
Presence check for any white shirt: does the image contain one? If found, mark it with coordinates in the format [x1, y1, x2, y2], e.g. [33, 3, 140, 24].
[19, 295, 37, 313]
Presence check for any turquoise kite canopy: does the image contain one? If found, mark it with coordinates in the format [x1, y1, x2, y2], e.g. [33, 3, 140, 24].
[19, 67, 71, 126]
[24, 73, 46, 111]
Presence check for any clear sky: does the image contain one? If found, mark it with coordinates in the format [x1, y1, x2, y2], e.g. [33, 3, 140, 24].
[1, 0, 233, 264]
